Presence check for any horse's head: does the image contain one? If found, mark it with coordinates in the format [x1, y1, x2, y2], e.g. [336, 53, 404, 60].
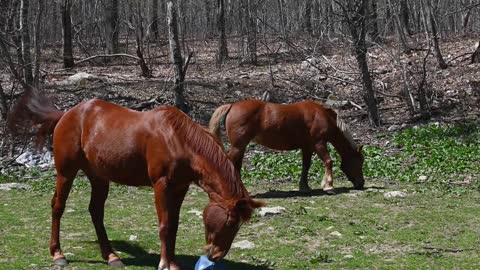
[340, 145, 365, 190]
[203, 199, 264, 261]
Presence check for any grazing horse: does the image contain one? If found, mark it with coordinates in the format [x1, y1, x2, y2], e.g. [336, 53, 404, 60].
[209, 100, 365, 194]
[8, 90, 264, 270]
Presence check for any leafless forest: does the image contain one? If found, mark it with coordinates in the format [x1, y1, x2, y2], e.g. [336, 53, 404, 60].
[0, 0, 479, 158]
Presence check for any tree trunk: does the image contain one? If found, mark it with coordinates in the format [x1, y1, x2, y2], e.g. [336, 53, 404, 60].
[150, 0, 160, 41]
[33, 0, 44, 88]
[424, 0, 447, 69]
[244, 0, 257, 65]
[341, 0, 380, 126]
[368, 0, 380, 43]
[388, 0, 410, 52]
[400, 0, 413, 35]
[62, 0, 74, 68]
[216, 0, 228, 64]
[204, 0, 212, 37]
[167, 0, 188, 112]
[0, 81, 8, 120]
[304, 0, 313, 35]
[105, 0, 119, 54]
[133, 2, 151, 77]
[20, 0, 33, 85]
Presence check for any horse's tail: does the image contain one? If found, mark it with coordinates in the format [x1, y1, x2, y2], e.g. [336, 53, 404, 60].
[208, 103, 232, 148]
[7, 89, 65, 148]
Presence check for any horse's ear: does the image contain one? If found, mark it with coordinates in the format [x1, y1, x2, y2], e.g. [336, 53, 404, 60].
[250, 199, 266, 209]
[234, 199, 265, 222]
[234, 199, 250, 222]
[357, 145, 364, 153]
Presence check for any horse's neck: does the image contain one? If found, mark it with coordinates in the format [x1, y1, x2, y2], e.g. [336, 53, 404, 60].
[192, 156, 246, 203]
[329, 131, 356, 161]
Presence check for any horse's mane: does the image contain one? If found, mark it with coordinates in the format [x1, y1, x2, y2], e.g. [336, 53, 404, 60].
[335, 113, 357, 149]
[314, 101, 357, 149]
[163, 109, 247, 200]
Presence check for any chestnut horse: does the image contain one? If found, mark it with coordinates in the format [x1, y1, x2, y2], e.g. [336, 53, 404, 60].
[209, 100, 365, 194]
[8, 90, 264, 270]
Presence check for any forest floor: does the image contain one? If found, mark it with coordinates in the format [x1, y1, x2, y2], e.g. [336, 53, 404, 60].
[0, 36, 479, 269]
[7, 34, 477, 149]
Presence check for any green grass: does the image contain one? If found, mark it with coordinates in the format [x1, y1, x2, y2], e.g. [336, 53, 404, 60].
[0, 123, 479, 269]
[243, 122, 480, 191]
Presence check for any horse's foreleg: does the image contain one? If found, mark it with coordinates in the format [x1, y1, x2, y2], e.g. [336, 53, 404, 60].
[50, 173, 75, 266]
[155, 179, 188, 270]
[299, 149, 313, 192]
[315, 142, 335, 194]
[87, 180, 124, 267]
[228, 145, 247, 173]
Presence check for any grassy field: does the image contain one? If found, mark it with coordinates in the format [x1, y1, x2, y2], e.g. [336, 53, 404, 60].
[0, 123, 479, 270]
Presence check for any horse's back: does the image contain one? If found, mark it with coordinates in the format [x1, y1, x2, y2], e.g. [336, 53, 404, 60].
[225, 99, 337, 150]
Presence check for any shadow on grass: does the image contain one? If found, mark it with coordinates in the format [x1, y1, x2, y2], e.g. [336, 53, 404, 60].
[252, 186, 385, 199]
[105, 240, 273, 269]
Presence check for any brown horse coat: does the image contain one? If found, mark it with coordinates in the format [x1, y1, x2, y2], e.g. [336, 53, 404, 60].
[209, 99, 364, 193]
[9, 91, 263, 270]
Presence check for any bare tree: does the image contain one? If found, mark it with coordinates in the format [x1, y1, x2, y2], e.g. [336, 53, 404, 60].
[20, 0, 33, 85]
[167, 0, 188, 112]
[304, 0, 313, 35]
[32, 0, 44, 88]
[62, 0, 74, 68]
[424, 0, 448, 69]
[130, 1, 151, 77]
[150, 0, 160, 41]
[400, 0, 413, 35]
[387, 0, 410, 52]
[335, 0, 380, 126]
[105, 0, 119, 54]
[216, 0, 228, 65]
[243, 0, 257, 65]
[367, 0, 380, 43]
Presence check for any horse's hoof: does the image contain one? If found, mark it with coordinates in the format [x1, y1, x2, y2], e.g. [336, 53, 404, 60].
[108, 259, 125, 268]
[299, 185, 312, 193]
[324, 189, 336, 195]
[53, 258, 68, 267]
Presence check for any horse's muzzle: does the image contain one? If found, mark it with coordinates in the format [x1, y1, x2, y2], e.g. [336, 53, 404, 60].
[206, 245, 225, 262]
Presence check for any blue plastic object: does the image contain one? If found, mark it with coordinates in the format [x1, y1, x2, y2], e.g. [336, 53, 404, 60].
[194, 255, 224, 270]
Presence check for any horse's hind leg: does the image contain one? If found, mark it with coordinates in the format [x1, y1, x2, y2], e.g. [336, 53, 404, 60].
[87, 177, 124, 267]
[315, 142, 335, 195]
[50, 170, 76, 266]
[299, 148, 313, 192]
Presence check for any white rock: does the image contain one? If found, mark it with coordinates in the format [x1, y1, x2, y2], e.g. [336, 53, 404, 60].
[418, 175, 428, 181]
[129, 235, 138, 241]
[0, 183, 30, 191]
[232, 240, 255, 249]
[258, 206, 286, 217]
[384, 191, 407, 199]
[329, 231, 342, 237]
[325, 226, 334, 231]
[387, 125, 401, 131]
[344, 255, 354, 259]
[187, 209, 203, 218]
